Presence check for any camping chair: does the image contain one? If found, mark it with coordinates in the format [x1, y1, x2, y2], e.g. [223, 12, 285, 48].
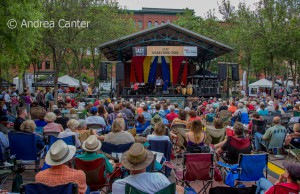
[218, 110, 232, 125]
[293, 111, 300, 117]
[261, 116, 274, 127]
[251, 120, 267, 137]
[260, 127, 287, 158]
[75, 158, 108, 192]
[272, 183, 300, 194]
[220, 136, 252, 164]
[170, 124, 187, 149]
[125, 182, 176, 194]
[281, 116, 291, 127]
[77, 112, 86, 119]
[148, 140, 172, 176]
[20, 182, 78, 194]
[48, 135, 75, 147]
[287, 122, 297, 133]
[169, 153, 214, 194]
[8, 131, 45, 171]
[35, 126, 43, 135]
[136, 121, 150, 134]
[218, 154, 268, 187]
[126, 119, 136, 130]
[101, 142, 133, 162]
[205, 126, 226, 145]
[286, 137, 300, 162]
[43, 132, 59, 144]
[0, 150, 13, 190]
[87, 123, 105, 134]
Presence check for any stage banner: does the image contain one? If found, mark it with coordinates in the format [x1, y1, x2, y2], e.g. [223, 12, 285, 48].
[161, 56, 170, 90]
[131, 56, 145, 83]
[169, 57, 173, 84]
[148, 56, 159, 84]
[181, 60, 188, 85]
[133, 46, 197, 57]
[171, 56, 184, 84]
[143, 56, 152, 83]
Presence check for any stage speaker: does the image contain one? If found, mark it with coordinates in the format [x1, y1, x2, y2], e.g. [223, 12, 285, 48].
[99, 62, 107, 80]
[231, 64, 239, 81]
[116, 62, 124, 81]
[219, 64, 227, 81]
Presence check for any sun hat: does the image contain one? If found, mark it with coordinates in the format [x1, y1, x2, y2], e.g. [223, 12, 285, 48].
[82, 135, 102, 152]
[184, 107, 191, 112]
[140, 102, 145, 107]
[12, 93, 17, 97]
[268, 101, 274, 106]
[151, 114, 162, 125]
[45, 140, 76, 166]
[282, 161, 300, 181]
[150, 104, 155, 109]
[121, 143, 154, 171]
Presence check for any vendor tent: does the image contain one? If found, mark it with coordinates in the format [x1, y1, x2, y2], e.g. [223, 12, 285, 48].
[32, 76, 68, 87]
[248, 78, 279, 96]
[58, 75, 88, 87]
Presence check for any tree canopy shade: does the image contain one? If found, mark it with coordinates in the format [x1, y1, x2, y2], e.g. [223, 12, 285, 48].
[98, 23, 233, 63]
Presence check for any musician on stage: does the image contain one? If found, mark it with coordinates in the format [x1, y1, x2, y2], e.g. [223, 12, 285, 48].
[156, 77, 163, 85]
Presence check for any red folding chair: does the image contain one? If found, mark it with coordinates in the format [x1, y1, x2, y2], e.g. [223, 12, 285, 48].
[272, 184, 300, 194]
[166, 153, 214, 194]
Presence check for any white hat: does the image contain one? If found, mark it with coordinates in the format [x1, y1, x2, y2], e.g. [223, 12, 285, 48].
[296, 101, 300, 105]
[140, 102, 145, 107]
[12, 93, 17, 97]
[45, 140, 76, 166]
[268, 101, 274, 106]
[184, 107, 191, 112]
[82, 135, 102, 152]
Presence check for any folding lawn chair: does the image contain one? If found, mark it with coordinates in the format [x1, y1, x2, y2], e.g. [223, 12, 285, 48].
[286, 137, 300, 162]
[205, 126, 226, 145]
[125, 182, 176, 194]
[101, 142, 133, 162]
[20, 182, 78, 194]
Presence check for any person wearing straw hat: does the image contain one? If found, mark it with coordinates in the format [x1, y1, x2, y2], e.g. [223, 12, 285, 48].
[76, 135, 115, 174]
[35, 140, 87, 194]
[112, 143, 179, 194]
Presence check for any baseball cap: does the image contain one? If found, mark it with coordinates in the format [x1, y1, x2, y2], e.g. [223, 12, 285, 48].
[282, 161, 300, 181]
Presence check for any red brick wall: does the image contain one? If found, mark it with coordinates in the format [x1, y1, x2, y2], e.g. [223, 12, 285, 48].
[132, 14, 179, 30]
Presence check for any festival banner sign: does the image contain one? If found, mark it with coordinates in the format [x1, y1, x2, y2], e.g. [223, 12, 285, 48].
[132, 46, 197, 57]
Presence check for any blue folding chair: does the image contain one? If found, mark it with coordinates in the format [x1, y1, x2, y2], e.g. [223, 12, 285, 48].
[219, 153, 268, 187]
[48, 135, 75, 147]
[101, 142, 133, 162]
[148, 140, 172, 176]
[20, 182, 78, 194]
[8, 131, 44, 171]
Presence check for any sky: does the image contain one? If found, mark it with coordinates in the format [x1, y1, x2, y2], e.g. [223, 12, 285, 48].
[117, 0, 260, 19]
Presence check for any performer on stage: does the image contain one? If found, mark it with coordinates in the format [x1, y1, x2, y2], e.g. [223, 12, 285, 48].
[156, 77, 163, 85]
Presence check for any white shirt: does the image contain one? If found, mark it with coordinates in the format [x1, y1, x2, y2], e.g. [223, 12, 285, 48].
[112, 172, 171, 194]
[4, 93, 10, 102]
[85, 116, 106, 126]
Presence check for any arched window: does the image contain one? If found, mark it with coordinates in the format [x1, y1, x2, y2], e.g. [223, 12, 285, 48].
[154, 21, 159, 27]
[147, 21, 152, 28]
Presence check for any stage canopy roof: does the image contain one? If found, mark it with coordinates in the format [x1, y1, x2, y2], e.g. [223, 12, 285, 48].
[98, 23, 233, 63]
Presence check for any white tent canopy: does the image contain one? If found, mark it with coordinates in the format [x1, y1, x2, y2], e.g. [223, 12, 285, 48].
[58, 75, 89, 87]
[248, 78, 279, 96]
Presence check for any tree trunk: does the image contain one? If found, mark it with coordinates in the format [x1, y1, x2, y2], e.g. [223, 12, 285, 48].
[246, 54, 251, 96]
[270, 54, 275, 99]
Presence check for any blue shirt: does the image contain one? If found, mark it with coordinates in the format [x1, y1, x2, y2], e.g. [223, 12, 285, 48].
[0, 132, 9, 153]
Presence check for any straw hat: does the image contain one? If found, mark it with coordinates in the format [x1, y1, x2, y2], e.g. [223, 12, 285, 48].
[82, 135, 102, 152]
[121, 143, 154, 171]
[151, 114, 162, 125]
[45, 140, 76, 166]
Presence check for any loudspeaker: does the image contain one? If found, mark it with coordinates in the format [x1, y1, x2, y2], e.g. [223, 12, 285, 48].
[231, 64, 239, 81]
[116, 62, 124, 81]
[219, 64, 227, 81]
[99, 62, 107, 80]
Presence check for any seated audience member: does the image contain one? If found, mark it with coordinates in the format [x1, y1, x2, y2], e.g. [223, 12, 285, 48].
[216, 101, 228, 114]
[104, 118, 134, 145]
[0, 129, 9, 157]
[98, 104, 109, 121]
[108, 104, 127, 125]
[54, 109, 69, 129]
[162, 103, 170, 116]
[43, 112, 64, 133]
[14, 107, 27, 131]
[171, 109, 187, 126]
[20, 120, 45, 154]
[254, 116, 286, 151]
[76, 119, 99, 142]
[257, 102, 269, 116]
[187, 110, 201, 129]
[68, 108, 78, 120]
[216, 122, 251, 163]
[142, 105, 152, 122]
[147, 121, 170, 142]
[35, 140, 87, 194]
[34, 112, 47, 127]
[205, 108, 216, 122]
[166, 105, 178, 123]
[246, 102, 255, 111]
[185, 120, 207, 150]
[272, 105, 282, 116]
[136, 114, 150, 134]
[76, 135, 115, 175]
[266, 101, 275, 113]
[86, 106, 106, 126]
[120, 102, 133, 119]
[228, 101, 237, 113]
[58, 119, 81, 148]
[0, 117, 12, 134]
[205, 118, 225, 144]
[256, 161, 300, 194]
[285, 123, 300, 146]
[112, 143, 183, 194]
[247, 113, 261, 135]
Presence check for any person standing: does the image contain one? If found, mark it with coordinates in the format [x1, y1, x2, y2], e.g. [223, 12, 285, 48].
[24, 91, 32, 117]
[11, 93, 19, 117]
[3, 90, 11, 113]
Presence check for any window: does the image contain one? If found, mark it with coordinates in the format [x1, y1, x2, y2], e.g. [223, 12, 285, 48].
[38, 62, 42, 69]
[45, 61, 50, 69]
[161, 21, 165, 25]
[154, 21, 159, 27]
[138, 21, 143, 29]
[147, 21, 152, 28]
